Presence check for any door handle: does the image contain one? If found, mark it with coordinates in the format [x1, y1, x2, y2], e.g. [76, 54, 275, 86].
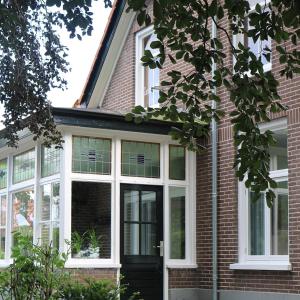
[153, 241, 164, 256]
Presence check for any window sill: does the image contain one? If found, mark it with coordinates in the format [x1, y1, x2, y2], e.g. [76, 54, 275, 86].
[65, 261, 121, 269]
[167, 263, 198, 269]
[230, 261, 291, 271]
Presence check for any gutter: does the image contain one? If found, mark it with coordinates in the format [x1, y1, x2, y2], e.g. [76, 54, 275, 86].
[211, 17, 218, 300]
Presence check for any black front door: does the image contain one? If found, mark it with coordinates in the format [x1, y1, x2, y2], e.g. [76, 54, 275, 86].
[120, 184, 163, 300]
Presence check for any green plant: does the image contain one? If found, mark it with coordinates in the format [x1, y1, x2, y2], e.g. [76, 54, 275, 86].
[86, 229, 102, 252]
[71, 231, 84, 255]
[0, 233, 70, 300]
[62, 277, 141, 300]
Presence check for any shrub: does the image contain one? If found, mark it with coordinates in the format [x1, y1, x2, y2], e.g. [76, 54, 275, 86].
[0, 234, 140, 300]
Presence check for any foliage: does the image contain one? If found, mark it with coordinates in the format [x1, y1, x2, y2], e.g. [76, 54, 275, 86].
[0, 0, 112, 148]
[0, 234, 140, 300]
[0, 233, 69, 300]
[62, 277, 141, 300]
[126, 0, 300, 206]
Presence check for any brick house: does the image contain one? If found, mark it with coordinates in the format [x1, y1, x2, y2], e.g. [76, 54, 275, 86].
[0, 0, 299, 299]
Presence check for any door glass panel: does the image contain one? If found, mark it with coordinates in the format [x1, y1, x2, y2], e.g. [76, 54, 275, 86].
[124, 223, 139, 255]
[124, 191, 139, 222]
[141, 191, 156, 222]
[249, 193, 265, 255]
[141, 224, 156, 255]
[169, 187, 185, 259]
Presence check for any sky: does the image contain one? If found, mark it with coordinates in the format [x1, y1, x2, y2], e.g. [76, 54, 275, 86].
[48, 2, 112, 108]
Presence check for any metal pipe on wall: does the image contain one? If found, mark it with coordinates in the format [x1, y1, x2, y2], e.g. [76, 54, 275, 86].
[211, 16, 218, 300]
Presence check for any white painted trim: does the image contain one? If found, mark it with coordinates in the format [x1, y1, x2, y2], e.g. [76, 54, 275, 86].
[236, 119, 289, 266]
[88, 8, 136, 109]
[167, 264, 198, 269]
[230, 261, 291, 271]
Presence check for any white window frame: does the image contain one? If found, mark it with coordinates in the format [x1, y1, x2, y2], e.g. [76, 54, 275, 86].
[233, 0, 272, 73]
[135, 25, 160, 108]
[0, 140, 61, 267]
[230, 118, 291, 271]
[61, 126, 196, 269]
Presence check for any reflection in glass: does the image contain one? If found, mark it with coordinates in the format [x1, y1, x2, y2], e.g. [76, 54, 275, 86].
[124, 191, 139, 222]
[169, 187, 185, 259]
[249, 193, 265, 255]
[0, 159, 7, 189]
[12, 189, 34, 243]
[39, 183, 60, 248]
[141, 224, 156, 255]
[141, 191, 156, 222]
[270, 130, 288, 171]
[272, 182, 288, 255]
[169, 146, 185, 180]
[41, 146, 60, 178]
[124, 223, 139, 255]
[0, 195, 6, 259]
[13, 150, 35, 184]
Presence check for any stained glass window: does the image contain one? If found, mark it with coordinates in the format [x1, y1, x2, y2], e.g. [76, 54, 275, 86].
[39, 183, 60, 249]
[169, 145, 185, 180]
[41, 146, 60, 178]
[0, 159, 7, 189]
[13, 149, 35, 184]
[121, 141, 160, 178]
[72, 136, 111, 175]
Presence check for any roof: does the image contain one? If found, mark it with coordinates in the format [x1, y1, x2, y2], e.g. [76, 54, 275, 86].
[78, 0, 127, 107]
[53, 107, 179, 135]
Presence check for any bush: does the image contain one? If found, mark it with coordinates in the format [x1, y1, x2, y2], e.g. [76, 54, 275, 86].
[0, 234, 140, 300]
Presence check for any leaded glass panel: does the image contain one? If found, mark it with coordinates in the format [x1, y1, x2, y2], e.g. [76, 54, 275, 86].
[41, 146, 60, 178]
[169, 145, 185, 180]
[0, 159, 7, 189]
[121, 141, 160, 178]
[72, 136, 111, 175]
[13, 150, 35, 184]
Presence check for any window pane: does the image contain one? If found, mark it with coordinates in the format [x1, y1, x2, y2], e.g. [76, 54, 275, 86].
[141, 224, 156, 255]
[0, 159, 7, 190]
[169, 146, 185, 180]
[141, 191, 156, 222]
[124, 223, 139, 255]
[72, 136, 111, 175]
[13, 149, 35, 184]
[169, 187, 185, 259]
[249, 193, 265, 255]
[270, 130, 288, 171]
[71, 182, 111, 259]
[271, 182, 288, 255]
[121, 141, 160, 178]
[124, 191, 139, 222]
[12, 189, 34, 244]
[41, 146, 60, 178]
[0, 195, 7, 259]
[39, 183, 60, 248]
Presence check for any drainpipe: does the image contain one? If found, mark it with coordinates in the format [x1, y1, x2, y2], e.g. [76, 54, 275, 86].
[211, 17, 218, 300]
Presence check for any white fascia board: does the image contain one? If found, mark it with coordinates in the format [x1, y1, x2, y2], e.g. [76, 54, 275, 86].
[87, 9, 136, 109]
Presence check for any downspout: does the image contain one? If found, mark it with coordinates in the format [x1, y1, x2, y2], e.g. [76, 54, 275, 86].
[211, 17, 218, 300]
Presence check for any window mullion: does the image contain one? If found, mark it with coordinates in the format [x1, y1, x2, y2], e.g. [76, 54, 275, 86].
[265, 195, 271, 257]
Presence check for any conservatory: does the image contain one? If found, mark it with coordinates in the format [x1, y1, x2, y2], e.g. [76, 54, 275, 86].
[0, 108, 196, 281]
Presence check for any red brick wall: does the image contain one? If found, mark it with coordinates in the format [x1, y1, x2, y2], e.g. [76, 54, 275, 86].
[101, 1, 300, 295]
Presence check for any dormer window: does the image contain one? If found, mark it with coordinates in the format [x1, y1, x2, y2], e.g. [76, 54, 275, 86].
[234, 0, 271, 72]
[136, 26, 160, 108]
